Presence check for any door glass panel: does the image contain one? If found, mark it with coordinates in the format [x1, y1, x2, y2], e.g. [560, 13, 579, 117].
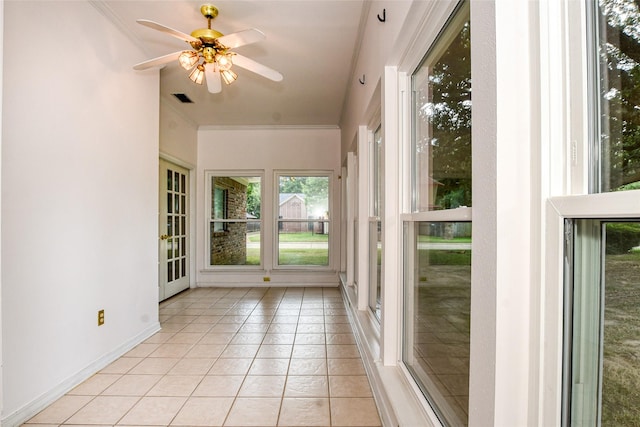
[168, 194, 173, 214]
[174, 171, 179, 192]
[369, 220, 382, 319]
[167, 216, 172, 236]
[403, 221, 472, 426]
[168, 170, 173, 191]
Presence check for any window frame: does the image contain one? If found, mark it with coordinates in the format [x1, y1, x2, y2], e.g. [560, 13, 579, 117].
[273, 171, 334, 271]
[205, 170, 264, 270]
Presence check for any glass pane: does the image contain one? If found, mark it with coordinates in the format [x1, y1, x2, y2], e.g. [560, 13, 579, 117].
[181, 173, 186, 194]
[211, 221, 261, 266]
[175, 193, 180, 213]
[181, 217, 186, 236]
[373, 125, 383, 217]
[412, 12, 471, 211]
[167, 260, 173, 282]
[168, 194, 173, 214]
[369, 220, 382, 320]
[211, 176, 261, 220]
[167, 238, 173, 260]
[278, 176, 329, 220]
[174, 171, 179, 192]
[167, 215, 173, 236]
[278, 221, 329, 266]
[167, 170, 173, 192]
[403, 221, 472, 426]
[181, 195, 186, 214]
[597, 0, 640, 192]
[181, 257, 186, 279]
[602, 222, 640, 424]
[174, 216, 179, 237]
[181, 237, 186, 257]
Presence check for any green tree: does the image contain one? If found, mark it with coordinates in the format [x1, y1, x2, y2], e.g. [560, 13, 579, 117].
[246, 182, 261, 218]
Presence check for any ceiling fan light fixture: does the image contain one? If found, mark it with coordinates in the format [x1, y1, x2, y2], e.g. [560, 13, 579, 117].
[189, 64, 206, 84]
[215, 52, 233, 71]
[178, 51, 199, 70]
[221, 69, 237, 85]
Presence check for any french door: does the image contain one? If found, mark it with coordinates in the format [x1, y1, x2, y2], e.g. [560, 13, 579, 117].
[159, 159, 190, 301]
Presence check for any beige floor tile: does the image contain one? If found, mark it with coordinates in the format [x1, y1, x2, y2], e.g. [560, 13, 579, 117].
[249, 358, 290, 375]
[184, 344, 225, 359]
[231, 333, 266, 344]
[117, 396, 187, 425]
[288, 358, 327, 376]
[295, 333, 326, 345]
[238, 375, 286, 397]
[65, 396, 139, 425]
[129, 357, 179, 375]
[200, 332, 235, 344]
[327, 358, 365, 376]
[146, 375, 203, 396]
[102, 374, 162, 396]
[180, 322, 214, 333]
[208, 358, 253, 375]
[284, 376, 328, 397]
[298, 315, 324, 324]
[148, 343, 193, 358]
[166, 332, 205, 344]
[296, 323, 325, 333]
[267, 324, 297, 334]
[278, 397, 330, 426]
[272, 315, 299, 324]
[170, 397, 234, 426]
[143, 332, 175, 344]
[209, 323, 242, 333]
[168, 358, 215, 375]
[224, 397, 281, 426]
[257, 344, 293, 358]
[220, 344, 259, 359]
[325, 315, 349, 324]
[324, 324, 352, 333]
[329, 376, 373, 397]
[262, 333, 295, 345]
[238, 323, 270, 333]
[326, 334, 355, 345]
[123, 343, 160, 358]
[27, 395, 93, 424]
[193, 375, 244, 397]
[292, 344, 326, 359]
[330, 397, 381, 426]
[100, 357, 143, 374]
[67, 373, 121, 395]
[326, 345, 360, 359]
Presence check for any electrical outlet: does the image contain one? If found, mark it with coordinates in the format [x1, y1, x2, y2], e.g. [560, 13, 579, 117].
[98, 309, 105, 326]
[263, 276, 271, 282]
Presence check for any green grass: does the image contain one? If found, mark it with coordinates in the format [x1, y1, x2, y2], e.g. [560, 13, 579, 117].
[247, 232, 328, 243]
[278, 249, 328, 265]
[417, 235, 471, 243]
[418, 249, 471, 265]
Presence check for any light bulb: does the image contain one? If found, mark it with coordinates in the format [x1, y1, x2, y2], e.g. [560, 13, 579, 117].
[178, 51, 199, 70]
[215, 53, 233, 71]
[189, 64, 205, 85]
[221, 69, 238, 85]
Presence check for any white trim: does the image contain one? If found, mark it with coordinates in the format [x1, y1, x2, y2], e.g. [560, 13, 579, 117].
[357, 125, 371, 311]
[1, 322, 160, 427]
[199, 124, 340, 131]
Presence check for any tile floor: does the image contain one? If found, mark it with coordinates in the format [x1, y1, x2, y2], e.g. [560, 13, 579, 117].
[23, 287, 382, 427]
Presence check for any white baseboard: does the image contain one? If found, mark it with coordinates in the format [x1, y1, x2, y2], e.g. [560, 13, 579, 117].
[2, 322, 161, 427]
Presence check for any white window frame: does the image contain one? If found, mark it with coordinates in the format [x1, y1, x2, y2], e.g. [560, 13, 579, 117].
[204, 170, 264, 270]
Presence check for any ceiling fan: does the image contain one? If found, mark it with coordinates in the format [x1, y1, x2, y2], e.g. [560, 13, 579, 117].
[133, 4, 283, 94]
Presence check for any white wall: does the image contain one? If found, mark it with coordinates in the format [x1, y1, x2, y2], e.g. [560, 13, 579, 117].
[197, 127, 341, 285]
[1, 2, 160, 424]
[160, 100, 198, 166]
[339, 0, 412, 159]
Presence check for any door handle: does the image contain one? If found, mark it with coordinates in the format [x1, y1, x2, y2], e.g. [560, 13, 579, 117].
[160, 234, 169, 240]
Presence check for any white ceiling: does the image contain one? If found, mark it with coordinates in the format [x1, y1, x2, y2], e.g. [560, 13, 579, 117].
[101, 1, 366, 127]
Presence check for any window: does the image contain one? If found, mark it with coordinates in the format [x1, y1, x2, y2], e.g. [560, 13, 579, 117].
[402, 3, 471, 425]
[207, 174, 262, 266]
[370, 124, 383, 320]
[277, 174, 330, 267]
[593, 0, 640, 192]
[562, 1, 640, 424]
[564, 219, 640, 426]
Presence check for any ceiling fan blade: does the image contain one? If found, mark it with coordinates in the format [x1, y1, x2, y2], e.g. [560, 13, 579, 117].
[136, 19, 199, 43]
[232, 54, 283, 82]
[133, 50, 183, 70]
[205, 63, 222, 94]
[217, 28, 265, 49]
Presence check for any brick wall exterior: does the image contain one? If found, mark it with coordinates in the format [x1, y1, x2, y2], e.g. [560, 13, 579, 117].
[211, 177, 248, 265]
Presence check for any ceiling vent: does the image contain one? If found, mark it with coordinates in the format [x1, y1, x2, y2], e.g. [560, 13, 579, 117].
[173, 93, 193, 103]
